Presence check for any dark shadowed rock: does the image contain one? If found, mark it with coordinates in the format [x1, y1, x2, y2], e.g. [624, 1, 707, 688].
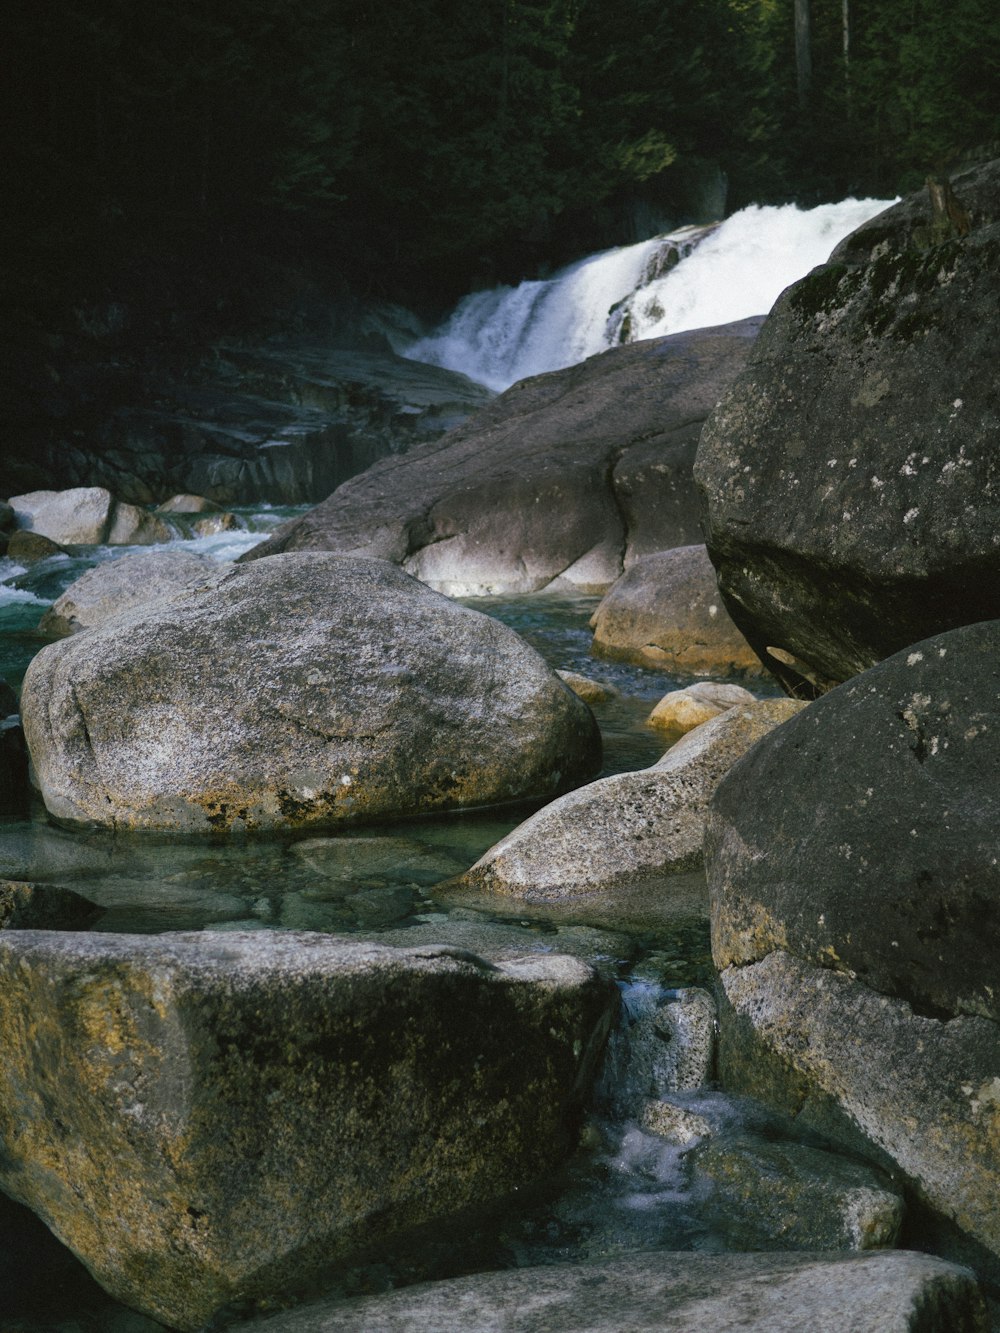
[0, 929, 612, 1330]
[0, 879, 100, 930]
[706, 620, 1000, 1271]
[21, 553, 601, 832]
[234, 1250, 988, 1333]
[695, 159, 1000, 695]
[590, 545, 762, 676]
[243, 321, 762, 596]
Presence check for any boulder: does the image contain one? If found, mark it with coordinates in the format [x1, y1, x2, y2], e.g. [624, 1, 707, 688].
[695, 159, 1000, 696]
[441, 699, 802, 931]
[242, 321, 763, 595]
[0, 929, 613, 1330]
[590, 546, 763, 676]
[597, 986, 717, 1119]
[706, 620, 1000, 1271]
[647, 681, 757, 743]
[37, 550, 231, 636]
[10, 486, 171, 546]
[21, 553, 601, 832]
[232, 1250, 987, 1332]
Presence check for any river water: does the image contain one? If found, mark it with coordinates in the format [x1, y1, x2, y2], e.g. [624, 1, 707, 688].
[1, 514, 771, 1331]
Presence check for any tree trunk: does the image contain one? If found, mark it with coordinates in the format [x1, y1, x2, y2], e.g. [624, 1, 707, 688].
[795, 0, 812, 111]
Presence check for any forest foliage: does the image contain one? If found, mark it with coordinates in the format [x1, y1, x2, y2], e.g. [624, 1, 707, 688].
[5, 0, 1000, 313]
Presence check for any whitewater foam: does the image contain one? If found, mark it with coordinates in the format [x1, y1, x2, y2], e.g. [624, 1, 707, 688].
[403, 197, 896, 392]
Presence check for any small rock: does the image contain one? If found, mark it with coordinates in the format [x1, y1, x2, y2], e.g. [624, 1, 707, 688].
[155, 494, 222, 515]
[590, 546, 764, 676]
[556, 670, 619, 703]
[7, 529, 63, 564]
[641, 1099, 713, 1144]
[692, 1133, 904, 1252]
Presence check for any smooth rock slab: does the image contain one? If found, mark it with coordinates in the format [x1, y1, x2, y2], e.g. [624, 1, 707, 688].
[441, 699, 802, 931]
[243, 322, 762, 595]
[21, 553, 601, 832]
[0, 929, 613, 1331]
[236, 1250, 988, 1332]
[692, 1133, 903, 1252]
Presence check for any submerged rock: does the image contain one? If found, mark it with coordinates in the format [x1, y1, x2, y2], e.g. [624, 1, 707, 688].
[37, 550, 230, 636]
[0, 879, 100, 931]
[590, 546, 762, 676]
[242, 321, 762, 595]
[21, 553, 601, 832]
[695, 159, 1000, 695]
[0, 929, 613, 1330]
[235, 1250, 988, 1332]
[441, 699, 802, 931]
[706, 620, 1000, 1272]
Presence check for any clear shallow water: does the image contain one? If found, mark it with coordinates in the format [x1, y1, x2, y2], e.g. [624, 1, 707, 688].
[0, 516, 777, 1332]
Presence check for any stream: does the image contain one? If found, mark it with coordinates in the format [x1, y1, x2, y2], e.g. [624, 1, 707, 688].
[0, 514, 800, 1332]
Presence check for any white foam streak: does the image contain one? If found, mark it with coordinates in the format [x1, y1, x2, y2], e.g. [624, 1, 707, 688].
[404, 197, 896, 391]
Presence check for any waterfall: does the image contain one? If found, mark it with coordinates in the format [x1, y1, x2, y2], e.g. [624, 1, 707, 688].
[401, 197, 896, 393]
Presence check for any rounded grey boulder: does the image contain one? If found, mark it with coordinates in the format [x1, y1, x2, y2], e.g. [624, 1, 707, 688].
[21, 553, 601, 832]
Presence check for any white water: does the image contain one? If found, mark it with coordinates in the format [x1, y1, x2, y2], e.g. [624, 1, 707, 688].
[403, 197, 897, 392]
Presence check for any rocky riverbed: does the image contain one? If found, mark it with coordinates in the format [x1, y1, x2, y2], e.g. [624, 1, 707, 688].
[1, 159, 999, 1331]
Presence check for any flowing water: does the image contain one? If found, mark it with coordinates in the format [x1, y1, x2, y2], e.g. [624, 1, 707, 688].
[401, 197, 896, 391]
[0, 517, 775, 1331]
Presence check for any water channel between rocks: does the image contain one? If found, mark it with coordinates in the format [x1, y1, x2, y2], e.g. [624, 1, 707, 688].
[1, 516, 812, 1333]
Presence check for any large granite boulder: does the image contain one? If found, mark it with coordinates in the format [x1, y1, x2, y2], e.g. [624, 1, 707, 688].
[706, 620, 1000, 1273]
[695, 159, 1000, 696]
[21, 553, 600, 832]
[37, 549, 231, 636]
[243, 321, 763, 596]
[0, 929, 612, 1330]
[441, 699, 802, 931]
[233, 1250, 987, 1333]
[590, 545, 762, 676]
[10, 486, 172, 546]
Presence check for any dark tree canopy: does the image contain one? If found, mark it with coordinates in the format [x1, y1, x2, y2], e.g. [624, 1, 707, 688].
[3, 0, 999, 324]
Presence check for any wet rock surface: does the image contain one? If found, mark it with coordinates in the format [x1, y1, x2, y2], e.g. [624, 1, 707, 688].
[2, 342, 492, 508]
[695, 159, 1000, 694]
[21, 553, 601, 832]
[243, 321, 762, 595]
